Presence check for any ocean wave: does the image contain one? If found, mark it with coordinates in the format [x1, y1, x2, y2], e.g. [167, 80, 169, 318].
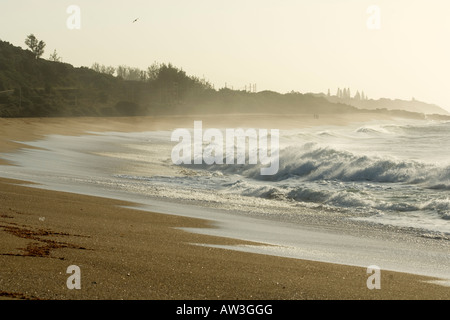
[428, 184, 450, 190]
[355, 126, 391, 134]
[115, 158, 450, 221]
[224, 181, 450, 220]
[206, 143, 450, 187]
[420, 199, 450, 219]
[382, 121, 450, 135]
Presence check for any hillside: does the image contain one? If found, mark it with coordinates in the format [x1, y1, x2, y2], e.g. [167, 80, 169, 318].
[310, 92, 449, 116]
[0, 39, 448, 120]
[0, 40, 127, 117]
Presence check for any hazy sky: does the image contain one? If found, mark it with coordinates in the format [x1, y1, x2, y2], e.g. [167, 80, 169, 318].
[1, 0, 450, 111]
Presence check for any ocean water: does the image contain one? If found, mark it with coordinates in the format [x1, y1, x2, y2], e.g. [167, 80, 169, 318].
[1, 118, 449, 280]
[110, 119, 450, 235]
[1, 119, 449, 235]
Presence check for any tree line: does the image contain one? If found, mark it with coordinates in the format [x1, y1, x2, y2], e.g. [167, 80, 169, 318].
[329, 87, 369, 101]
[2, 34, 398, 118]
[89, 61, 211, 88]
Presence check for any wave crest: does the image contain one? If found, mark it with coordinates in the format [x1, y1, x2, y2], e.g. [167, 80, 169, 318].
[210, 143, 450, 187]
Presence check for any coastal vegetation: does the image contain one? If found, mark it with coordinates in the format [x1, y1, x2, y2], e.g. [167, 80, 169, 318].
[0, 38, 448, 119]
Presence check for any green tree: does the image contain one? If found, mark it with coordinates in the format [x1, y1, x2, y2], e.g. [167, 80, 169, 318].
[25, 34, 46, 59]
[49, 49, 62, 62]
[147, 62, 161, 81]
[116, 65, 128, 79]
[101, 65, 116, 76]
[126, 67, 142, 81]
[91, 62, 101, 72]
[91, 63, 115, 76]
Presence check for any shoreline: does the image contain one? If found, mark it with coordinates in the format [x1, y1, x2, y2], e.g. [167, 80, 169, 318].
[1, 177, 449, 300]
[0, 112, 407, 163]
[0, 115, 449, 299]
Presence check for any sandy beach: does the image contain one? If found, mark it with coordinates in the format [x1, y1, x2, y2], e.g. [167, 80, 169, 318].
[0, 115, 449, 300]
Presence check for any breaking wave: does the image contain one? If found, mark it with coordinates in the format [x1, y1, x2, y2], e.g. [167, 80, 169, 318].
[208, 143, 450, 187]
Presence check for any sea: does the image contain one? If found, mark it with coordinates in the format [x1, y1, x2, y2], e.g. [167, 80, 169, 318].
[1, 118, 449, 280]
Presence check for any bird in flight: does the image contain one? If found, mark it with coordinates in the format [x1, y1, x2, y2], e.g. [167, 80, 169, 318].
[132, 18, 139, 23]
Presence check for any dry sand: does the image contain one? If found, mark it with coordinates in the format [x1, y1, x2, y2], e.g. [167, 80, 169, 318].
[0, 115, 449, 300]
